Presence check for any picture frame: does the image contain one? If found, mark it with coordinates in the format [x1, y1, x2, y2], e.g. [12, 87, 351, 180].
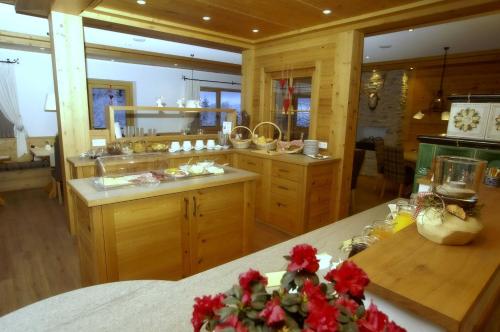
[485, 103, 500, 142]
[446, 103, 490, 139]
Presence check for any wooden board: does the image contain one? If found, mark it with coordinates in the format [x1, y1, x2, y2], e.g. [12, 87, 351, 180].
[351, 186, 500, 332]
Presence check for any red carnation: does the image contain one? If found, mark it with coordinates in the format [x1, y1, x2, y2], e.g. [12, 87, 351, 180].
[239, 268, 268, 291]
[287, 244, 319, 273]
[325, 261, 369, 297]
[191, 293, 225, 332]
[215, 315, 249, 332]
[357, 303, 405, 332]
[302, 279, 326, 308]
[304, 301, 339, 332]
[259, 297, 286, 327]
[334, 296, 359, 315]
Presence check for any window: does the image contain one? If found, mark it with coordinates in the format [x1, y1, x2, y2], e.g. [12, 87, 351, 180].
[199, 87, 241, 130]
[87, 79, 134, 129]
[272, 76, 312, 140]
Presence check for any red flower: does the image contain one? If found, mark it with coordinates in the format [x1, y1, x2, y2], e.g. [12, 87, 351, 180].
[191, 293, 225, 332]
[259, 297, 286, 327]
[239, 269, 268, 291]
[302, 279, 326, 308]
[304, 301, 339, 332]
[287, 244, 319, 273]
[215, 315, 249, 332]
[325, 261, 369, 297]
[334, 296, 359, 315]
[357, 303, 405, 332]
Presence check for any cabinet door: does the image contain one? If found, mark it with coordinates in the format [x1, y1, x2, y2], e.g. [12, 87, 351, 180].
[189, 183, 245, 274]
[236, 154, 266, 220]
[102, 194, 189, 281]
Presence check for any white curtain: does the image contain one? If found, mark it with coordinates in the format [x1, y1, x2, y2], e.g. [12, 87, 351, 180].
[0, 63, 28, 157]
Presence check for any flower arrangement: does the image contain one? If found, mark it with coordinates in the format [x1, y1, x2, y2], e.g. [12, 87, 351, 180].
[192, 244, 405, 332]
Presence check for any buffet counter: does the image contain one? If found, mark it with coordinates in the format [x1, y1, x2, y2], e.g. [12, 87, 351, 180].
[68, 166, 258, 286]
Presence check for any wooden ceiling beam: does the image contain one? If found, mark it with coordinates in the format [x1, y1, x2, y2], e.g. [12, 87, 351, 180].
[14, 0, 99, 17]
[0, 30, 241, 75]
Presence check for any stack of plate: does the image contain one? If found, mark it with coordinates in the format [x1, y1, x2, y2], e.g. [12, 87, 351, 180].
[303, 140, 319, 156]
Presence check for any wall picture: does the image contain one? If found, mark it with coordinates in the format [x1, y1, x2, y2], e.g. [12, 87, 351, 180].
[485, 103, 500, 142]
[447, 103, 490, 139]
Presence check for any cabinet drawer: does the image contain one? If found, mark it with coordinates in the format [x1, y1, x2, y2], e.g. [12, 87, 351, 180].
[239, 155, 264, 174]
[272, 161, 303, 182]
[271, 177, 299, 199]
[268, 194, 299, 234]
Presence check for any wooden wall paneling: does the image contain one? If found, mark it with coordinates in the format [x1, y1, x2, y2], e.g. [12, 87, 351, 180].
[49, 11, 91, 234]
[309, 60, 322, 139]
[243, 180, 256, 254]
[330, 30, 364, 219]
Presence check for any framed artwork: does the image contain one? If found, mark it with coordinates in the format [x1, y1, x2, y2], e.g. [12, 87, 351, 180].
[446, 103, 490, 139]
[485, 103, 500, 142]
[87, 79, 134, 129]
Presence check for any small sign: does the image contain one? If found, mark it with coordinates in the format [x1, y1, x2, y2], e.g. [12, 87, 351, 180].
[222, 121, 232, 134]
[92, 139, 107, 147]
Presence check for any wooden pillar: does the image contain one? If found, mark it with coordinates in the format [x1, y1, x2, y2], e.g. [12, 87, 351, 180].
[241, 48, 255, 127]
[330, 30, 364, 219]
[49, 11, 90, 234]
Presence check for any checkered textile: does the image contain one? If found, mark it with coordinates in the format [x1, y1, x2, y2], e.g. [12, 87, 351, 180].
[374, 138, 384, 174]
[383, 145, 407, 184]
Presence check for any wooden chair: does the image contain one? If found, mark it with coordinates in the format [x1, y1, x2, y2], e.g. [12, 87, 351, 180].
[48, 135, 63, 205]
[373, 138, 385, 193]
[350, 149, 366, 212]
[380, 145, 414, 198]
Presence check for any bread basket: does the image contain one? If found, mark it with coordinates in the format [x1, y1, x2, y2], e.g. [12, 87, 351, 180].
[229, 126, 252, 149]
[252, 121, 282, 150]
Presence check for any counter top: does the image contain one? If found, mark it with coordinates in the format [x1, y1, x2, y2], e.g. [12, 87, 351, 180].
[417, 135, 500, 149]
[68, 166, 259, 207]
[67, 149, 339, 168]
[0, 201, 442, 331]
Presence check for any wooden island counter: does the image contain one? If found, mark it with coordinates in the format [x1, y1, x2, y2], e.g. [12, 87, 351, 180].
[68, 166, 258, 286]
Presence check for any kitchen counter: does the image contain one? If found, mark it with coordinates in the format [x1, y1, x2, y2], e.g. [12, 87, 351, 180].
[68, 166, 258, 207]
[0, 201, 443, 332]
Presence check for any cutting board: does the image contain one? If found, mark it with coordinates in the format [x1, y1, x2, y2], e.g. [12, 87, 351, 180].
[352, 186, 500, 332]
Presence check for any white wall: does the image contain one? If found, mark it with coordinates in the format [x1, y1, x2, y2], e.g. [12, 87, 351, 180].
[0, 47, 241, 137]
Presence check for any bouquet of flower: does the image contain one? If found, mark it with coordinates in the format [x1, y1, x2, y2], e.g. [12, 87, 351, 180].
[192, 244, 405, 332]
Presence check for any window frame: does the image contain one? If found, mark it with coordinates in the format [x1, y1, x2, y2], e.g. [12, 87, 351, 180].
[199, 87, 241, 132]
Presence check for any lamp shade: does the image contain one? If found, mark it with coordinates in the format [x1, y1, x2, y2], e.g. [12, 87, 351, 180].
[44, 93, 56, 112]
[441, 111, 450, 121]
[413, 110, 425, 120]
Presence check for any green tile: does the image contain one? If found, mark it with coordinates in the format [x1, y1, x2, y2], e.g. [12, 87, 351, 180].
[436, 146, 475, 158]
[474, 149, 500, 164]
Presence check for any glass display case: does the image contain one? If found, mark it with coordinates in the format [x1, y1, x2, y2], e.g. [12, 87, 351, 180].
[93, 153, 227, 190]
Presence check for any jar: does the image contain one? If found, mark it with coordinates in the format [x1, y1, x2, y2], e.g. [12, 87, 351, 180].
[133, 141, 146, 153]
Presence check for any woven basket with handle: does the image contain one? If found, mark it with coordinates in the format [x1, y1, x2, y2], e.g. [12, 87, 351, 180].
[252, 121, 282, 150]
[229, 126, 252, 149]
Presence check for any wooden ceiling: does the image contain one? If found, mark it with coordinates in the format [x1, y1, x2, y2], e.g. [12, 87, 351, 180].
[90, 0, 422, 40]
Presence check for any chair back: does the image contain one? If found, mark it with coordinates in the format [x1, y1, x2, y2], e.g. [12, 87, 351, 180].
[383, 145, 406, 184]
[374, 138, 384, 174]
[351, 149, 366, 189]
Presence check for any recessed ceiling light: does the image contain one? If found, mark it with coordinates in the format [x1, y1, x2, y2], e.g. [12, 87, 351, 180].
[408, 28, 414, 32]
[132, 37, 146, 42]
[137, 0, 146, 5]
[372, 69, 376, 73]
[365, 56, 370, 59]
[410, 67, 414, 70]
[202, 16, 211, 21]
[322, 9, 332, 15]
[252, 28, 259, 33]
[174, 63, 178, 66]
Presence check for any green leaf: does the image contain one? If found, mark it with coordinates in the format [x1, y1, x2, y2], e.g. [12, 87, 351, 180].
[338, 312, 350, 323]
[232, 285, 243, 299]
[356, 305, 366, 318]
[251, 292, 268, 303]
[246, 309, 260, 320]
[286, 304, 299, 313]
[223, 296, 241, 306]
[219, 307, 238, 321]
[281, 271, 296, 290]
[251, 301, 266, 310]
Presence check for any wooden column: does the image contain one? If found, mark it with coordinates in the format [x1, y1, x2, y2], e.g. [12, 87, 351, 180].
[49, 11, 91, 234]
[330, 30, 364, 219]
[241, 48, 255, 127]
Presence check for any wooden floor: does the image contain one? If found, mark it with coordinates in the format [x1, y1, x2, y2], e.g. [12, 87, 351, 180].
[0, 189, 81, 317]
[350, 175, 399, 215]
[0, 178, 393, 317]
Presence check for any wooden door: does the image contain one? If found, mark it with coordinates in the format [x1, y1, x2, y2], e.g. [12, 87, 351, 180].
[101, 193, 189, 281]
[189, 183, 245, 274]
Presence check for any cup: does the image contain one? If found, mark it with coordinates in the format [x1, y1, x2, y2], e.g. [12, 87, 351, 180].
[195, 140, 204, 150]
[170, 141, 181, 152]
[182, 140, 192, 152]
[206, 139, 215, 150]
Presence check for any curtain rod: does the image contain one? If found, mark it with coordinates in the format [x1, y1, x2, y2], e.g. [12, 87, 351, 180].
[182, 75, 241, 86]
[0, 58, 19, 64]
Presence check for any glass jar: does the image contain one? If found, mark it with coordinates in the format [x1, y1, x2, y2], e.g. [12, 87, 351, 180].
[433, 156, 487, 206]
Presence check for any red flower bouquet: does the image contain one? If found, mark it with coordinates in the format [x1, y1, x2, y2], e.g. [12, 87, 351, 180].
[192, 244, 405, 332]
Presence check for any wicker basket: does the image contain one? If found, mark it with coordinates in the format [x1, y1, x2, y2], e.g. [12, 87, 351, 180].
[252, 122, 282, 150]
[229, 126, 252, 149]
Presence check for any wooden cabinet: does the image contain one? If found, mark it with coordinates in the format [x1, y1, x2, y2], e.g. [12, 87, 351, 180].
[74, 179, 254, 285]
[235, 153, 338, 236]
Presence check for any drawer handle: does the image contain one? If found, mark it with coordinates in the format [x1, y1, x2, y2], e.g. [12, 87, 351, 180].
[184, 197, 189, 219]
[277, 185, 289, 191]
[278, 169, 289, 173]
[247, 161, 257, 166]
[277, 202, 287, 208]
